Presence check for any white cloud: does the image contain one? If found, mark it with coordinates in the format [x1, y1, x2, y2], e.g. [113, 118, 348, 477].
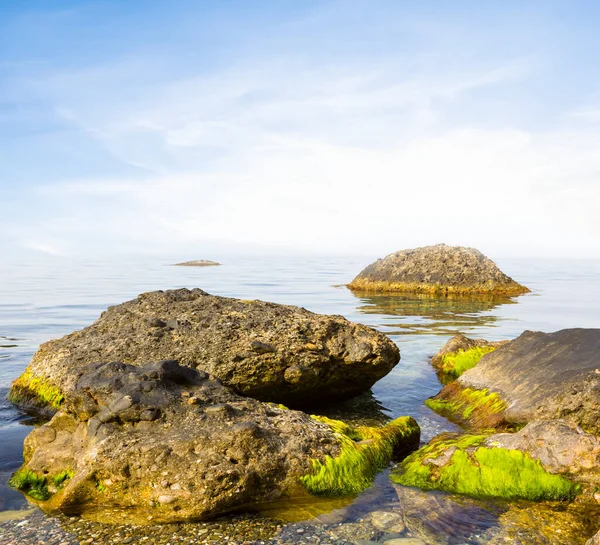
[5, 3, 599, 259]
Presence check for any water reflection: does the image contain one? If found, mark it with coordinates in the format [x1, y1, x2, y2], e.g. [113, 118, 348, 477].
[349, 291, 516, 336]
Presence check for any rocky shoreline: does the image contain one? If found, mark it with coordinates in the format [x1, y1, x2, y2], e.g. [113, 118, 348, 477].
[4, 248, 600, 544]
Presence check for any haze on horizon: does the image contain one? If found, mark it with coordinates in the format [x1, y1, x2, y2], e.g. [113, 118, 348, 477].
[1, 1, 599, 261]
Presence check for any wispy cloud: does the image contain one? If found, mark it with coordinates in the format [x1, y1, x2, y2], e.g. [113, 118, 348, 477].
[2, 1, 600, 259]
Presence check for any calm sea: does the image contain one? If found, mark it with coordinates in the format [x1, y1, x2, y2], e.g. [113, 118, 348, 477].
[1, 255, 599, 529]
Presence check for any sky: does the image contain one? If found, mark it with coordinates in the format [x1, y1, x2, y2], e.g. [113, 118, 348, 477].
[1, 0, 599, 260]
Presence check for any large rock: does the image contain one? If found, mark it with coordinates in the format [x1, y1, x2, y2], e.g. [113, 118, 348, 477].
[9, 288, 399, 412]
[348, 244, 529, 295]
[426, 329, 600, 433]
[11, 359, 420, 524]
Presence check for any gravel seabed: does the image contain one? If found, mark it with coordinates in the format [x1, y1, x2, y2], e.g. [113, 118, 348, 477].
[0, 508, 404, 545]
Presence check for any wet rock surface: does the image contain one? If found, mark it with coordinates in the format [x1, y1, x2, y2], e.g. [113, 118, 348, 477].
[348, 245, 529, 295]
[11, 288, 400, 411]
[434, 328, 600, 432]
[15, 359, 345, 523]
[13, 359, 420, 524]
[394, 485, 600, 545]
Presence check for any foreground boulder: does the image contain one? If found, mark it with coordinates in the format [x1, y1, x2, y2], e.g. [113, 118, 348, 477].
[11, 360, 420, 524]
[9, 288, 399, 412]
[348, 244, 529, 295]
[391, 421, 589, 502]
[431, 334, 507, 380]
[426, 329, 600, 433]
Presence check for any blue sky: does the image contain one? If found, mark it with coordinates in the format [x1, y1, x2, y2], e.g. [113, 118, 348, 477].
[1, 1, 599, 259]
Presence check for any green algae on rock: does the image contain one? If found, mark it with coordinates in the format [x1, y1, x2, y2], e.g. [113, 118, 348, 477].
[432, 328, 600, 433]
[8, 369, 64, 414]
[431, 334, 507, 380]
[391, 433, 581, 502]
[8, 469, 51, 501]
[348, 244, 529, 295]
[425, 383, 509, 430]
[301, 415, 420, 496]
[10, 288, 400, 414]
[436, 346, 496, 379]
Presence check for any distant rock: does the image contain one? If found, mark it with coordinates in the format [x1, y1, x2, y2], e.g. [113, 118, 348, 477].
[173, 260, 220, 267]
[10, 289, 400, 412]
[426, 328, 600, 433]
[12, 359, 419, 523]
[348, 244, 529, 295]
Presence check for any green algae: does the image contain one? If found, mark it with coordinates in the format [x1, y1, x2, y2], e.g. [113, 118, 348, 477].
[425, 385, 507, 429]
[438, 345, 497, 378]
[8, 370, 64, 410]
[301, 415, 420, 497]
[52, 470, 74, 489]
[9, 469, 51, 501]
[391, 434, 581, 502]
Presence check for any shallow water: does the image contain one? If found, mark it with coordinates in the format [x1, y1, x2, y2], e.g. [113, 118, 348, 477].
[1, 255, 599, 540]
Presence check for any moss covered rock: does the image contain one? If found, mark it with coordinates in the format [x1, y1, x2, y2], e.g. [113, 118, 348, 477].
[431, 334, 507, 380]
[9, 288, 399, 414]
[11, 359, 419, 524]
[427, 328, 600, 433]
[391, 431, 580, 502]
[348, 244, 529, 295]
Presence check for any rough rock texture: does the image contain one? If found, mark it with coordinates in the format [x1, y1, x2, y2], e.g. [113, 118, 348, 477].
[10, 288, 399, 412]
[431, 334, 507, 368]
[13, 359, 419, 524]
[348, 244, 529, 295]
[487, 420, 600, 483]
[173, 260, 220, 266]
[428, 328, 600, 433]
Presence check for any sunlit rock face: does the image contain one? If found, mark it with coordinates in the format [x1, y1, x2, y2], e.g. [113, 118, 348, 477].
[10, 288, 400, 412]
[348, 244, 529, 295]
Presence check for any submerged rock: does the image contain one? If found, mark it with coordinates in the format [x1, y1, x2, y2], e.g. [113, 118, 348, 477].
[11, 359, 420, 524]
[431, 334, 507, 380]
[173, 260, 220, 266]
[394, 484, 600, 545]
[9, 288, 399, 412]
[348, 244, 529, 295]
[426, 328, 600, 433]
